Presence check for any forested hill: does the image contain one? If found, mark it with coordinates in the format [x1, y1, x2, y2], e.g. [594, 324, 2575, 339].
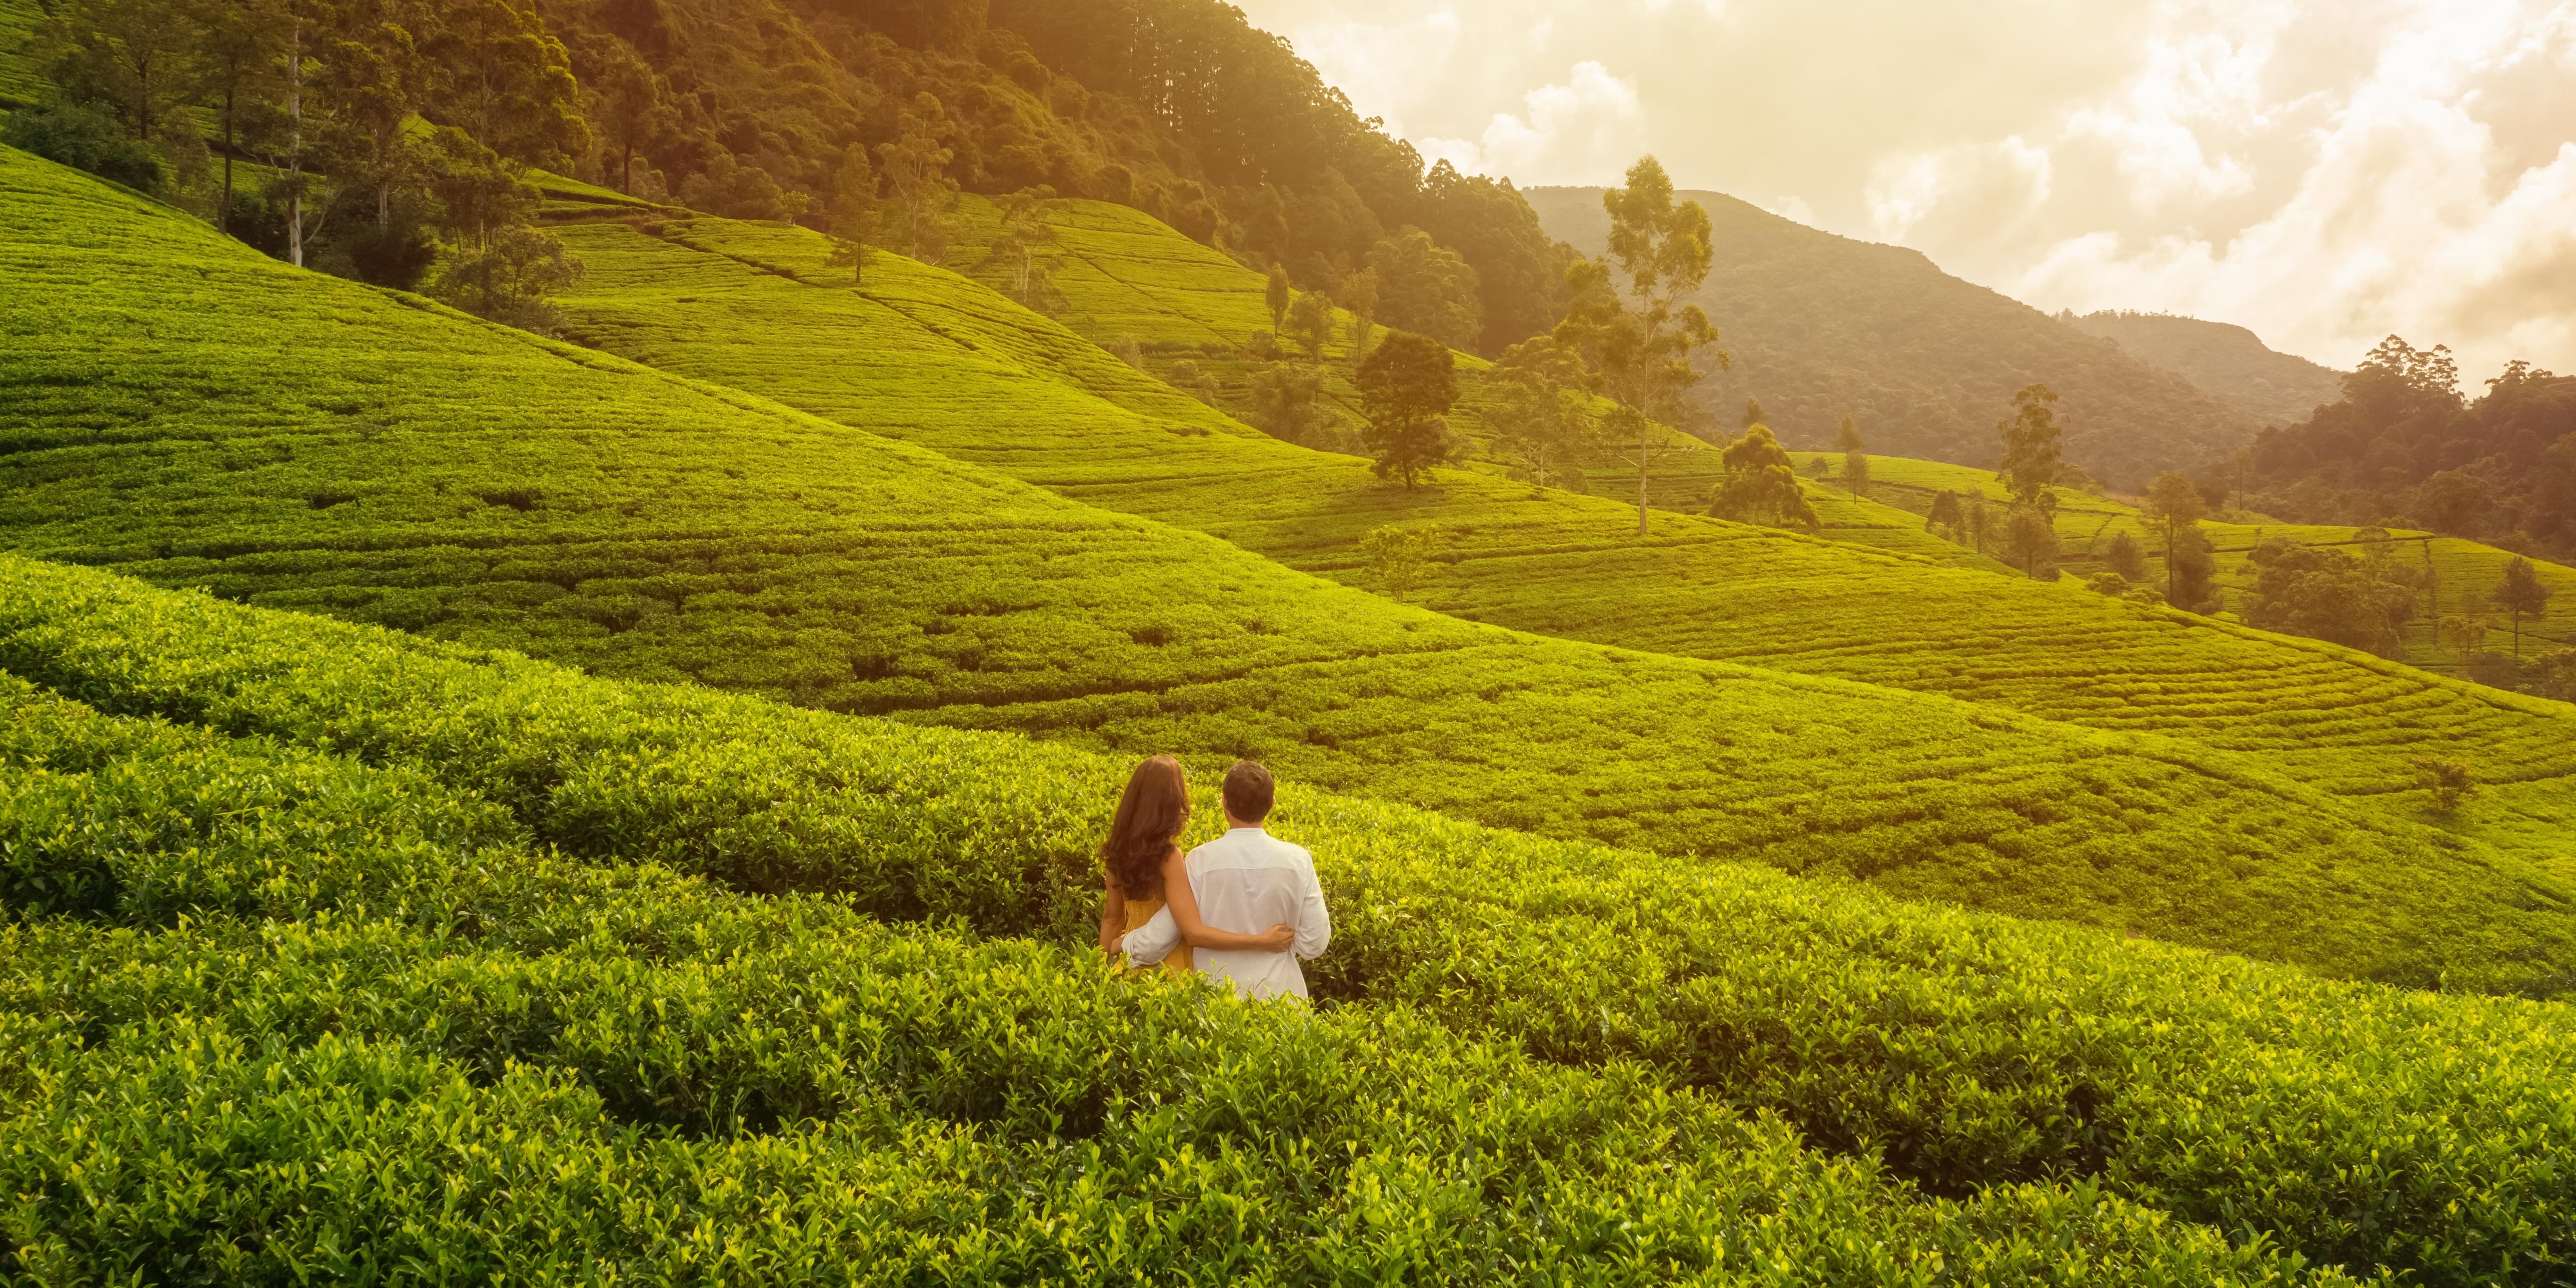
[531, 0, 1569, 353]
[1523, 186, 2262, 487]
[2068, 310, 2346, 428]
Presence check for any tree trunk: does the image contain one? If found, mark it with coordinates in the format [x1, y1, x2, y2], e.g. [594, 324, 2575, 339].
[1635, 423, 1650, 537]
[620, 143, 633, 194]
[288, 22, 305, 268]
[219, 93, 236, 234]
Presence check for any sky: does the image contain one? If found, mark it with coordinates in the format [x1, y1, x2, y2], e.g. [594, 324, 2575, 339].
[1232, 0, 2576, 382]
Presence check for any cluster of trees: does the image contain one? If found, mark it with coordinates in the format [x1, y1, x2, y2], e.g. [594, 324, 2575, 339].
[10, 0, 589, 329]
[509, 0, 1570, 355]
[2246, 337, 2576, 560]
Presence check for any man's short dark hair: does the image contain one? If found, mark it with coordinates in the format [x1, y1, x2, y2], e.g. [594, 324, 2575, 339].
[1222, 760, 1275, 824]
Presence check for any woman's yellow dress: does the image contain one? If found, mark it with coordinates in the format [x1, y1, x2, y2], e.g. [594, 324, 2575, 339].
[1123, 895, 1195, 977]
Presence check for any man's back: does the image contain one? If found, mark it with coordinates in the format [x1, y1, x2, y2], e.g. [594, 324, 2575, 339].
[1185, 827, 1331, 1000]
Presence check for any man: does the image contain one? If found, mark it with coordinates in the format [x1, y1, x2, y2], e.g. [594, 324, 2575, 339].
[1123, 760, 1332, 1000]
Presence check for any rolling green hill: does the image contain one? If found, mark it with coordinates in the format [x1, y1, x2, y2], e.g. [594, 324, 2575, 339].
[1522, 186, 2263, 487]
[0, 0, 42, 109]
[13, 553, 2576, 1284]
[2066, 310, 2347, 428]
[537, 191, 2576, 877]
[4, 143, 2571, 992]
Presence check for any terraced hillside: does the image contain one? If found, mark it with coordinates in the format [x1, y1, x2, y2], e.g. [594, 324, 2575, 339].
[1524, 186, 2261, 487]
[16, 145, 2567, 987]
[931, 194, 1991, 569]
[0, 0, 37, 110]
[1823, 452, 2576, 668]
[21, 555, 2576, 1285]
[537, 199, 2576, 874]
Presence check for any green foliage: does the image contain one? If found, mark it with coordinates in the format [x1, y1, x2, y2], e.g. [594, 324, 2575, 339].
[2004, 504, 2061, 580]
[2246, 539, 2419, 659]
[421, 223, 583, 336]
[1357, 524, 1438, 602]
[2410, 756, 2478, 812]
[1355, 330, 1460, 489]
[15, 555, 2576, 1283]
[1366, 227, 1480, 352]
[1836, 413, 1870, 496]
[1283, 288, 1333, 363]
[2494, 556, 2554, 656]
[1998, 383, 2065, 513]
[2105, 530, 2148, 583]
[1247, 359, 1330, 448]
[2067, 310, 2345, 428]
[1488, 335, 1599, 490]
[1711, 423, 1819, 530]
[0, 99, 159, 192]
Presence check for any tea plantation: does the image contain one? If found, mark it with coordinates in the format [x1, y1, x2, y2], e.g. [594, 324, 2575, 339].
[25, 553, 2576, 1283]
[21, 144, 2574, 989]
[537, 198, 2576, 871]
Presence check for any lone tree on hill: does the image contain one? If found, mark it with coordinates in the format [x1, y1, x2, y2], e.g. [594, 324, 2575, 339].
[1835, 414, 1869, 497]
[1490, 336, 1600, 493]
[1356, 330, 1461, 490]
[1338, 268, 1380, 362]
[1359, 525, 1440, 602]
[1266, 263, 1293, 348]
[2493, 557, 2554, 657]
[1926, 489, 1965, 541]
[2144, 472, 2210, 605]
[1710, 423, 1819, 530]
[2004, 504, 2060, 579]
[989, 186, 1064, 305]
[1998, 384, 2065, 514]
[2105, 530, 2148, 584]
[1284, 290, 1335, 363]
[825, 144, 880, 286]
[1556, 156, 1727, 536]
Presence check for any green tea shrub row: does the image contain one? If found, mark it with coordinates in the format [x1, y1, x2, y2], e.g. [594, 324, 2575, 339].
[6, 145, 2564, 981]
[0, 693, 2342, 1284]
[3, 555, 2571, 1284]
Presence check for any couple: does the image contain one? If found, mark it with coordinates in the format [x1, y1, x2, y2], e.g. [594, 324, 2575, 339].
[1096, 756, 1331, 1000]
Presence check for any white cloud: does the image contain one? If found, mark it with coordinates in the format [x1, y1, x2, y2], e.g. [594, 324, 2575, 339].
[1232, 0, 2576, 377]
[1420, 62, 1644, 183]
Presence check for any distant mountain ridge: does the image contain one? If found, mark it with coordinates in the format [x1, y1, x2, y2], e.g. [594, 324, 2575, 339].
[2064, 311, 2346, 429]
[1525, 186, 2265, 487]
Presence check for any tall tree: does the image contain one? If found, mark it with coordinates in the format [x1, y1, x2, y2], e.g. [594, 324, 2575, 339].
[1489, 336, 1598, 493]
[1369, 228, 1481, 352]
[193, 0, 286, 234]
[1741, 398, 1764, 429]
[2493, 557, 2554, 658]
[2166, 523, 2221, 614]
[1710, 423, 1818, 529]
[590, 45, 665, 196]
[989, 186, 1065, 305]
[825, 144, 880, 287]
[878, 93, 958, 264]
[2003, 505, 2059, 579]
[1249, 362, 1326, 446]
[1926, 489, 1965, 542]
[45, 0, 201, 143]
[425, 0, 586, 167]
[2144, 472, 2209, 606]
[1998, 383, 2065, 514]
[1835, 414, 1869, 497]
[1283, 290, 1334, 363]
[2105, 530, 2148, 584]
[1265, 262, 1292, 347]
[1556, 156, 1726, 537]
[1337, 267, 1379, 363]
[1355, 330, 1460, 490]
[319, 0, 440, 232]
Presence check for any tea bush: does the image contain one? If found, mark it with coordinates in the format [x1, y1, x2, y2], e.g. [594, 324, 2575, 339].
[7, 556, 2576, 1284]
[5, 145, 2564, 987]
[547, 199, 2576, 873]
[0, 653, 2356, 1286]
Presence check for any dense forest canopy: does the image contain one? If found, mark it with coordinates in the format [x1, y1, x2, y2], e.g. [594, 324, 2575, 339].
[2064, 310, 2347, 430]
[2247, 338, 2576, 560]
[2, 0, 1568, 355]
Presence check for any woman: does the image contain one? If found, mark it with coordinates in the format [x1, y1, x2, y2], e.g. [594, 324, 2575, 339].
[1098, 755, 1294, 972]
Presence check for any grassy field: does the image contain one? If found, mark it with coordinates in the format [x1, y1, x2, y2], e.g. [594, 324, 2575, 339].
[25, 553, 2576, 1282]
[1816, 451, 2576, 669]
[537, 202, 2576, 874]
[0, 0, 43, 110]
[5, 143, 2573, 991]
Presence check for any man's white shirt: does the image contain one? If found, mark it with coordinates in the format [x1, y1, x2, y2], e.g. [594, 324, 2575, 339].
[1122, 827, 1331, 1000]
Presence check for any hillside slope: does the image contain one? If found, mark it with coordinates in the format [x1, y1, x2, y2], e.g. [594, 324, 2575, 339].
[2068, 310, 2346, 427]
[0, 0, 41, 109]
[3, 144, 2571, 990]
[1523, 186, 2262, 487]
[547, 197, 2576, 875]
[19, 556, 2576, 1285]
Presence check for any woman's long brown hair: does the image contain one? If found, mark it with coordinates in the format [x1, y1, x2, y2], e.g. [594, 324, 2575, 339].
[1101, 755, 1189, 900]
